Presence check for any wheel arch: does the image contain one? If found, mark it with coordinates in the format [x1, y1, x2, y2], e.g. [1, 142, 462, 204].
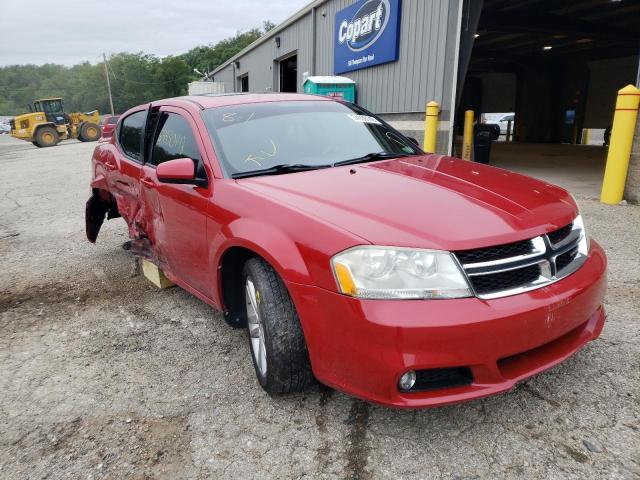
[33, 122, 57, 135]
[214, 221, 313, 327]
[217, 246, 258, 328]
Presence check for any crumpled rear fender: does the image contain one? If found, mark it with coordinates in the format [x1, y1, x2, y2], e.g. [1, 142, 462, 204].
[85, 188, 120, 243]
[90, 173, 109, 192]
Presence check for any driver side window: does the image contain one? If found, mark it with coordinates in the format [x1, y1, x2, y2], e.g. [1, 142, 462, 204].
[150, 113, 201, 167]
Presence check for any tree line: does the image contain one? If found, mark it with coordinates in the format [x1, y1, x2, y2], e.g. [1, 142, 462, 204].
[0, 22, 274, 116]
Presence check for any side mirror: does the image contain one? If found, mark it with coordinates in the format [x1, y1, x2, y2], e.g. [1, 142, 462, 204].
[156, 158, 208, 188]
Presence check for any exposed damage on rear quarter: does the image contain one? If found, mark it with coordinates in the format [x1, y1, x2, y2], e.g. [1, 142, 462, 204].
[85, 188, 120, 243]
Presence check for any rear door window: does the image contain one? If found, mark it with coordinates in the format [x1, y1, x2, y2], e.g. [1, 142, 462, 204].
[119, 111, 146, 160]
[150, 113, 201, 167]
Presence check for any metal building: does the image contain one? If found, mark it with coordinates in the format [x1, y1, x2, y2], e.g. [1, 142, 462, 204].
[212, 0, 464, 153]
[212, 0, 640, 175]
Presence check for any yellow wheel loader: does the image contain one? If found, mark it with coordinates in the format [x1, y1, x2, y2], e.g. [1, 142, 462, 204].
[10, 98, 101, 148]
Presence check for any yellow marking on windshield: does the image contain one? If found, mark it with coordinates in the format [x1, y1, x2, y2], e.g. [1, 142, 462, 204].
[245, 154, 263, 166]
[222, 112, 238, 122]
[260, 138, 277, 158]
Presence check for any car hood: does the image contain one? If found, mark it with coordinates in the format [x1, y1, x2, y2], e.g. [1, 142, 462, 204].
[237, 155, 578, 251]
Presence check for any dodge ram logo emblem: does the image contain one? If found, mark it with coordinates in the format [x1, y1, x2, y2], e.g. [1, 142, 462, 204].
[338, 0, 390, 52]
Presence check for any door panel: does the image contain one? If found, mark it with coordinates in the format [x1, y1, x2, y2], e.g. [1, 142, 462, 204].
[111, 110, 146, 232]
[140, 107, 213, 296]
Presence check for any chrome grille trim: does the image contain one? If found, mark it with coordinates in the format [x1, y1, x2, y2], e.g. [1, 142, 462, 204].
[454, 217, 588, 300]
[548, 222, 581, 250]
[461, 237, 546, 270]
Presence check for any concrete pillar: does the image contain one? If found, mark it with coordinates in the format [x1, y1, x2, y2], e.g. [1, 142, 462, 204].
[624, 118, 640, 203]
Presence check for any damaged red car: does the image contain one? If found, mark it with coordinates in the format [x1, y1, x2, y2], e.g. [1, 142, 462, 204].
[86, 93, 607, 408]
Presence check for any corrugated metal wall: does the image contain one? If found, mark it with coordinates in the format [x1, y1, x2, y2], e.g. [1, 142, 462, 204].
[216, 13, 314, 94]
[214, 0, 461, 150]
[314, 0, 459, 116]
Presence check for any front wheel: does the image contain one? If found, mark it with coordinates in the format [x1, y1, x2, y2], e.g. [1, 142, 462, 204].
[242, 257, 314, 394]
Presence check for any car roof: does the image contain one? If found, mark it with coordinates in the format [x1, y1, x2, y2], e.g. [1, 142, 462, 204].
[165, 92, 333, 110]
[118, 93, 336, 121]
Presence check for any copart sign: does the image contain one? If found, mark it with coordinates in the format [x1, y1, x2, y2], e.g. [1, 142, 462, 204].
[334, 0, 402, 74]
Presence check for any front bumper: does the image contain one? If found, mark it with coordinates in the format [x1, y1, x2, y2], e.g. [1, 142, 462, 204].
[288, 240, 607, 408]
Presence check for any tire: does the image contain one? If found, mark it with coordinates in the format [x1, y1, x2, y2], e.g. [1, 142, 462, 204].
[35, 126, 59, 148]
[79, 122, 101, 142]
[77, 122, 87, 142]
[242, 257, 314, 394]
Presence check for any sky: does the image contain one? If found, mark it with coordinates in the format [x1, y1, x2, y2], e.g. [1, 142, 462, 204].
[0, 0, 311, 67]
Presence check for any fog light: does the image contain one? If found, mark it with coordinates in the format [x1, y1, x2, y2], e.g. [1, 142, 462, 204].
[398, 371, 416, 392]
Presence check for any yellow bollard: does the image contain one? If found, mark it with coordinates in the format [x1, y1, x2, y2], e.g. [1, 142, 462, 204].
[423, 101, 440, 153]
[582, 128, 590, 145]
[600, 84, 640, 205]
[462, 110, 474, 160]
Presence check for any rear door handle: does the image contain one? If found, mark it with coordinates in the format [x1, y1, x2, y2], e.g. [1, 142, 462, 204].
[141, 177, 155, 188]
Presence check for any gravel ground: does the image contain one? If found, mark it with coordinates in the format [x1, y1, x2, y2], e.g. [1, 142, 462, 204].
[0, 134, 638, 479]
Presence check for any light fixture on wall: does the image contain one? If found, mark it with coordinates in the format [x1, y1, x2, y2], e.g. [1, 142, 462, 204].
[233, 61, 240, 69]
[275, 36, 281, 48]
[542, 45, 553, 51]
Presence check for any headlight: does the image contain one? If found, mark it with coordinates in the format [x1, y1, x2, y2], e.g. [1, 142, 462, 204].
[331, 246, 472, 299]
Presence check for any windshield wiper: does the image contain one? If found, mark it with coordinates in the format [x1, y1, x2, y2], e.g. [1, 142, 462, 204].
[333, 152, 413, 167]
[231, 163, 331, 179]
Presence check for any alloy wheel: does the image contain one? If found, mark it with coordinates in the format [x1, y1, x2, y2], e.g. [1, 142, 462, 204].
[245, 278, 267, 376]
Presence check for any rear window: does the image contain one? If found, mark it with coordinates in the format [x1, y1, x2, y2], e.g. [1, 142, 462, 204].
[119, 111, 146, 160]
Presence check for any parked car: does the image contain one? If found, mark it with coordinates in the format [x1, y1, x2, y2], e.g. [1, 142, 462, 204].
[86, 94, 606, 408]
[99, 114, 120, 139]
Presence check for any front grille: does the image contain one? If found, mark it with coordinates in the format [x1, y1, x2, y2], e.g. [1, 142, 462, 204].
[548, 223, 573, 245]
[455, 239, 533, 264]
[470, 264, 541, 295]
[406, 367, 474, 392]
[454, 220, 586, 299]
[556, 246, 579, 272]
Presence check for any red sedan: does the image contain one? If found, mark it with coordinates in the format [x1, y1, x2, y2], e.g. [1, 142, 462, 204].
[99, 114, 120, 139]
[86, 94, 606, 408]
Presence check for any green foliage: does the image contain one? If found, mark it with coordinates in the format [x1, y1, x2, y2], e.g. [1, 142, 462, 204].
[0, 22, 273, 116]
[180, 27, 266, 73]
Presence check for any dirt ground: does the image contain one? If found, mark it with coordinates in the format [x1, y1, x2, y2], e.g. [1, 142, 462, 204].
[0, 134, 638, 479]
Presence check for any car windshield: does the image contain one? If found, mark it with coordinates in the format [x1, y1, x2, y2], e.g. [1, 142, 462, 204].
[201, 100, 420, 178]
